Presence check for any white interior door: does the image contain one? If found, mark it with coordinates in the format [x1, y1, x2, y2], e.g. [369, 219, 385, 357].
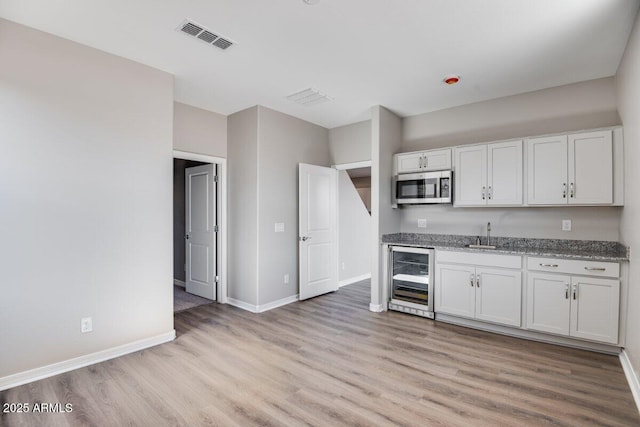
[299, 163, 338, 300]
[185, 164, 216, 300]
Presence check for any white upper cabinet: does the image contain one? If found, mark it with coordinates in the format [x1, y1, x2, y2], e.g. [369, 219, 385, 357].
[395, 149, 451, 174]
[527, 135, 569, 204]
[455, 140, 522, 207]
[395, 152, 423, 173]
[568, 131, 613, 205]
[454, 145, 487, 206]
[527, 130, 613, 205]
[487, 141, 523, 206]
[394, 126, 621, 207]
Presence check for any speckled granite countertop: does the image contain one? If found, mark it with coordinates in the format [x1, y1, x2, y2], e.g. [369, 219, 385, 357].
[381, 233, 629, 262]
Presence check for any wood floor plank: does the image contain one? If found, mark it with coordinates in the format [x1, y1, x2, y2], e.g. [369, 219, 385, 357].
[1, 280, 638, 426]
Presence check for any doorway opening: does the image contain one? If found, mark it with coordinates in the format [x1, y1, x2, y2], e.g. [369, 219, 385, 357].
[172, 150, 228, 313]
[334, 161, 372, 296]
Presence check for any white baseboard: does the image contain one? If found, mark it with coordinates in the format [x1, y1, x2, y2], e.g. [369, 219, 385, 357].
[226, 297, 258, 313]
[258, 294, 299, 312]
[620, 350, 640, 413]
[369, 303, 384, 312]
[0, 330, 176, 391]
[339, 273, 371, 288]
[227, 295, 299, 313]
[174, 279, 185, 288]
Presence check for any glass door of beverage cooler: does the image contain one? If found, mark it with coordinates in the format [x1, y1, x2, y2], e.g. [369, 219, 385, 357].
[390, 246, 434, 313]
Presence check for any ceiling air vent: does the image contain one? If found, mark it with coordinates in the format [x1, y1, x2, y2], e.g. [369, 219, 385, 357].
[286, 88, 333, 107]
[177, 20, 234, 51]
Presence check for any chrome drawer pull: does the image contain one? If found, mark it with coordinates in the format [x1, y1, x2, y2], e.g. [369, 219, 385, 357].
[584, 267, 606, 272]
[539, 263, 558, 268]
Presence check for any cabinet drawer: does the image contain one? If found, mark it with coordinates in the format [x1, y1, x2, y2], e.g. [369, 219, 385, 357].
[436, 251, 522, 269]
[527, 257, 619, 278]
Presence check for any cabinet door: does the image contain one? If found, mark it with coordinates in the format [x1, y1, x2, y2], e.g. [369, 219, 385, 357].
[423, 149, 452, 171]
[435, 264, 476, 318]
[454, 145, 487, 206]
[526, 273, 570, 336]
[568, 130, 613, 205]
[527, 136, 568, 205]
[475, 268, 522, 327]
[487, 140, 523, 206]
[396, 152, 424, 174]
[570, 277, 619, 344]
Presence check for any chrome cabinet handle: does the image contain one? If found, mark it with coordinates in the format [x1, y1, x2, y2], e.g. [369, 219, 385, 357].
[565, 284, 569, 299]
[562, 183, 566, 199]
[572, 284, 577, 300]
[419, 156, 423, 169]
[482, 186, 486, 200]
[299, 236, 312, 242]
[488, 186, 492, 200]
[470, 274, 474, 287]
[476, 274, 480, 288]
[539, 263, 558, 268]
[570, 182, 575, 198]
[584, 267, 606, 272]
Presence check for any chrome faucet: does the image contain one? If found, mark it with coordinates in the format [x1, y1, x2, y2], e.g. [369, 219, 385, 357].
[487, 222, 491, 246]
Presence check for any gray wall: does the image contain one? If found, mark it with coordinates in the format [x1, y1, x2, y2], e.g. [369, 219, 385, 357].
[401, 206, 621, 241]
[403, 77, 620, 152]
[338, 171, 371, 282]
[398, 78, 623, 242]
[257, 106, 331, 305]
[329, 120, 371, 164]
[616, 8, 640, 384]
[227, 107, 259, 305]
[371, 106, 403, 307]
[173, 101, 227, 158]
[0, 19, 174, 378]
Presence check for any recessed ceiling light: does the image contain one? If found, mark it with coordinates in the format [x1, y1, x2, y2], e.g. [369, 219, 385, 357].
[443, 75, 461, 85]
[303, 0, 320, 5]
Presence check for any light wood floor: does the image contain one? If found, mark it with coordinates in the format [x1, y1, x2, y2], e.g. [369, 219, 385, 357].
[2, 280, 639, 426]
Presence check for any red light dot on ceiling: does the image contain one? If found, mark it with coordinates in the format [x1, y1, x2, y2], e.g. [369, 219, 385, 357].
[443, 75, 460, 85]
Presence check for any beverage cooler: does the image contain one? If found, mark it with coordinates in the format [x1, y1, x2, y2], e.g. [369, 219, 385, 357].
[388, 246, 434, 318]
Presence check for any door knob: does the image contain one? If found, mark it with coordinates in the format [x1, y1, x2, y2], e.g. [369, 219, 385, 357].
[299, 236, 312, 242]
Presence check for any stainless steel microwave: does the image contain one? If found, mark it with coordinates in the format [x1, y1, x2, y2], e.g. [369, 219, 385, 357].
[392, 170, 452, 205]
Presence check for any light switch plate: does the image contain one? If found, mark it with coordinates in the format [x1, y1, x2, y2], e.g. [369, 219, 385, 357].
[417, 219, 427, 228]
[562, 219, 572, 231]
[81, 317, 93, 333]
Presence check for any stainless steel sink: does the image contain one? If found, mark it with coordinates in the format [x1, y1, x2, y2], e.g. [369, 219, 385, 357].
[467, 244, 497, 250]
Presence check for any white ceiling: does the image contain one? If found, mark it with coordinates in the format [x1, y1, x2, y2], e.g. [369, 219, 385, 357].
[1, 0, 638, 129]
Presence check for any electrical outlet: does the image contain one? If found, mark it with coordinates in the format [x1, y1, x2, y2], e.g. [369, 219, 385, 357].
[417, 219, 427, 228]
[81, 317, 93, 333]
[562, 219, 572, 231]
[275, 223, 285, 233]
[284, 274, 289, 284]
[341, 262, 345, 270]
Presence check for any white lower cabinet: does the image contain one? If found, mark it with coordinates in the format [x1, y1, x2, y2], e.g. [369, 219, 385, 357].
[526, 272, 620, 345]
[436, 254, 522, 327]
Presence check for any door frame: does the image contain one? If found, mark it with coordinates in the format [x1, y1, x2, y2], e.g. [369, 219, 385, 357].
[173, 150, 227, 304]
[332, 160, 373, 295]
